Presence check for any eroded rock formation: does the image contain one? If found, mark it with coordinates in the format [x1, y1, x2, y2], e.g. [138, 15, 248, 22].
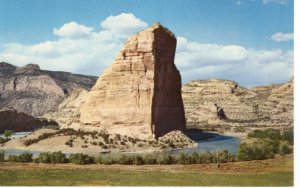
[80, 23, 186, 139]
[182, 78, 293, 130]
[0, 62, 97, 116]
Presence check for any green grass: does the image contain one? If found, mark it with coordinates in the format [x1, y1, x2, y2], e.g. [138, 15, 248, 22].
[0, 168, 293, 186]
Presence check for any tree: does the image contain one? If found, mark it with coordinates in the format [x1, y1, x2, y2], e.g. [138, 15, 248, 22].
[4, 130, 13, 138]
[143, 154, 157, 164]
[0, 152, 4, 162]
[279, 143, 292, 155]
[39, 152, 51, 163]
[282, 129, 293, 145]
[17, 153, 33, 163]
[69, 153, 95, 165]
[50, 151, 67, 163]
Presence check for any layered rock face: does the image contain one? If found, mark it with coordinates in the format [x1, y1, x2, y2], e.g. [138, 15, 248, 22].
[80, 23, 186, 139]
[0, 62, 97, 116]
[182, 78, 293, 130]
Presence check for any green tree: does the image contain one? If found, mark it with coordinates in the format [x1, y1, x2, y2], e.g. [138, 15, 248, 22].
[68, 153, 95, 165]
[143, 154, 157, 164]
[282, 129, 293, 145]
[7, 155, 18, 162]
[0, 152, 4, 162]
[4, 130, 13, 138]
[17, 153, 33, 163]
[50, 151, 67, 163]
[38, 152, 51, 163]
[279, 143, 292, 155]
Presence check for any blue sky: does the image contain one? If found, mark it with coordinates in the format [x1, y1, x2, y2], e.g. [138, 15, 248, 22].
[0, 0, 294, 87]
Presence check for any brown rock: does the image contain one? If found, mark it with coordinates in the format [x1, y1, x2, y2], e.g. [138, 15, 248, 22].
[182, 78, 293, 130]
[0, 62, 97, 116]
[0, 108, 58, 133]
[80, 23, 186, 139]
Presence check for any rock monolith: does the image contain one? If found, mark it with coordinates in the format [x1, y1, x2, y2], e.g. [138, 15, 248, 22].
[80, 23, 186, 139]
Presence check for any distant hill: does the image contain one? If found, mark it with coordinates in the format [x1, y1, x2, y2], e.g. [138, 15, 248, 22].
[0, 62, 97, 116]
[182, 78, 293, 130]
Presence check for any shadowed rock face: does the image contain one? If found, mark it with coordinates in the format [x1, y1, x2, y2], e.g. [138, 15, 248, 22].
[80, 23, 186, 139]
[0, 108, 58, 133]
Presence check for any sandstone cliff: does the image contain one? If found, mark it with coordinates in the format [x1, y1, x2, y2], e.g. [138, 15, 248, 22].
[0, 62, 97, 116]
[182, 78, 293, 130]
[80, 23, 186, 139]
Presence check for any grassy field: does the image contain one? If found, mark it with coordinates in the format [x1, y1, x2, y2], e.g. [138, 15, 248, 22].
[0, 155, 293, 186]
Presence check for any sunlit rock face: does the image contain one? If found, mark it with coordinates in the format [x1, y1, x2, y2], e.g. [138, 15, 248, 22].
[80, 23, 186, 139]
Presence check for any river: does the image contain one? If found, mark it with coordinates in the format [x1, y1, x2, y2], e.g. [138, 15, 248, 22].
[0, 131, 240, 156]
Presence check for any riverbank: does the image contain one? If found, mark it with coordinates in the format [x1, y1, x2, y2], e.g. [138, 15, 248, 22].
[1, 129, 240, 156]
[0, 154, 293, 186]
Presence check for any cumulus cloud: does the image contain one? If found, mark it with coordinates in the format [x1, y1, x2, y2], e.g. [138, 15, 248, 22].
[271, 32, 294, 42]
[176, 37, 293, 87]
[53, 22, 93, 39]
[0, 13, 294, 87]
[0, 13, 148, 76]
[101, 13, 148, 38]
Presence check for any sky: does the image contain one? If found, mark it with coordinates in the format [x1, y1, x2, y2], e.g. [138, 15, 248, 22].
[0, 0, 294, 87]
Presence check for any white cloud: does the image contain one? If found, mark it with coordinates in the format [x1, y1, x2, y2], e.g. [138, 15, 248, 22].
[176, 37, 293, 87]
[0, 13, 294, 87]
[101, 13, 148, 38]
[271, 32, 294, 42]
[262, 0, 289, 4]
[53, 22, 93, 39]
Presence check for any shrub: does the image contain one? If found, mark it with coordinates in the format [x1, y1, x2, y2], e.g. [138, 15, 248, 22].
[17, 153, 33, 163]
[133, 155, 144, 165]
[101, 145, 108, 149]
[215, 150, 230, 163]
[247, 129, 265, 138]
[143, 154, 157, 164]
[4, 130, 13, 138]
[265, 128, 281, 140]
[168, 142, 175, 148]
[102, 156, 116, 165]
[68, 153, 95, 165]
[279, 143, 292, 155]
[189, 152, 200, 164]
[248, 128, 292, 143]
[0, 152, 4, 162]
[7, 155, 18, 162]
[137, 143, 143, 147]
[118, 155, 134, 165]
[50, 151, 67, 163]
[158, 154, 175, 165]
[282, 129, 293, 145]
[177, 153, 189, 164]
[199, 151, 213, 164]
[0, 137, 10, 144]
[237, 139, 279, 161]
[96, 156, 104, 164]
[38, 152, 51, 163]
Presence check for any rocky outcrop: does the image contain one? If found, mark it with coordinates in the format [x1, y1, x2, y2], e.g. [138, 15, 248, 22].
[0, 62, 97, 116]
[80, 23, 186, 139]
[182, 78, 293, 130]
[43, 89, 89, 128]
[0, 108, 58, 133]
